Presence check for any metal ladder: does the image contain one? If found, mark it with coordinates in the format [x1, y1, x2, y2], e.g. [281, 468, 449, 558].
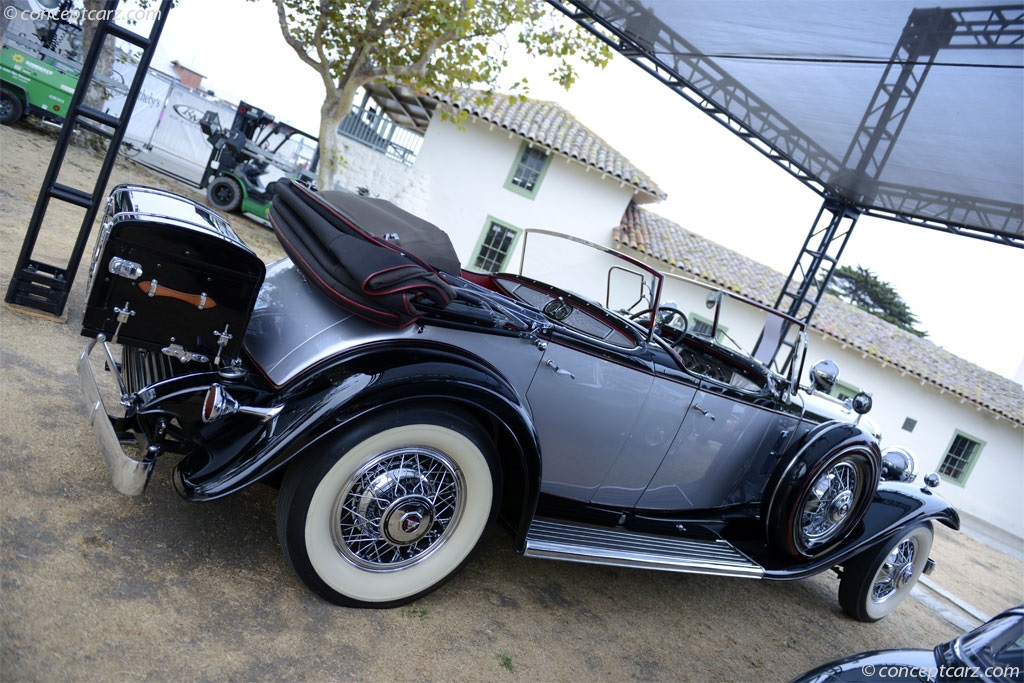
[4, 0, 173, 317]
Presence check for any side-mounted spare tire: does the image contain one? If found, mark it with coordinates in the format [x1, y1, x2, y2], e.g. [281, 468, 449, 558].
[766, 422, 881, 559]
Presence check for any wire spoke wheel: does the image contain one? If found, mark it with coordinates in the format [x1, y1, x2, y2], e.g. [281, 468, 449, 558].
[771, 438, 878, 559]
[332, 447, 465, 571]
[839, 523, 933, 622]
[800, 461, 859, 547]
[277, 409, 497, 608]
[870, 536, 918, 604]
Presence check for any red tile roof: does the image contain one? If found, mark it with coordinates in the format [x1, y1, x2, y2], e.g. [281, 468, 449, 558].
[434, 89, 666, 202]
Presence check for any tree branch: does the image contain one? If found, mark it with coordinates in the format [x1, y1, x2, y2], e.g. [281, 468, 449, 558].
[372, 0, 474, 80]
[273, 0, 323, 73]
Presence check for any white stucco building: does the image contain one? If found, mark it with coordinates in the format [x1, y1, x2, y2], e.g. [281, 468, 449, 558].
[335, 87, 1024, 540]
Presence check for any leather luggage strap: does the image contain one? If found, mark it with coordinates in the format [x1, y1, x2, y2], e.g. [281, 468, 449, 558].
[138, 280, 218, 309]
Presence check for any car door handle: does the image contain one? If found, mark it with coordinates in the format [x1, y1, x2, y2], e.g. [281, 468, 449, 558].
[545, 359, 575, 380]
[693, 404, 716, 421]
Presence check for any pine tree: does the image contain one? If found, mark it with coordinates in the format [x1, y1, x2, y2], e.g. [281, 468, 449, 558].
[829, 265, 927, 337]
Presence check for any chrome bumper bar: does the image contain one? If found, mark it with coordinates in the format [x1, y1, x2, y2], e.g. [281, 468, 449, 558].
[78, 336, 152, 495]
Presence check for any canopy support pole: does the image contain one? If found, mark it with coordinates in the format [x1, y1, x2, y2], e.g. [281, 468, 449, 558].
[772, 200, 861, 371]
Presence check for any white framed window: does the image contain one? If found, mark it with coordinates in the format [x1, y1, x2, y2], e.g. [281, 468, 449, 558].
[505, 143, 550, 197]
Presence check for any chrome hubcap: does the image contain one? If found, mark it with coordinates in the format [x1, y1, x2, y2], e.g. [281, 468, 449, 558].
[801, 461, 859, 546]
[827, 490, 854, 525]
[332, 448, 464, 571]
[872, 538, 917, 603]
[382, 495, 434, 545]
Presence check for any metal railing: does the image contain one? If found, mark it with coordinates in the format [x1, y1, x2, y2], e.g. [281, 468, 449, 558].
[337, 105, 423, 165]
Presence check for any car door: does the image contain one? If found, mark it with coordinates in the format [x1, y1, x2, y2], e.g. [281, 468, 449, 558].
[636, 379, 800, 511]
[528, 341, 684, 503]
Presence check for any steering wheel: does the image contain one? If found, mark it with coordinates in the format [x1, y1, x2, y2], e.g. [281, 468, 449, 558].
[630, 306, 688, 343]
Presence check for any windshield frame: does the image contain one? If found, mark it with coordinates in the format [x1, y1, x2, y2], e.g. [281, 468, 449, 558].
[515, 229, 665, 339]
[660, 271, 806, 373]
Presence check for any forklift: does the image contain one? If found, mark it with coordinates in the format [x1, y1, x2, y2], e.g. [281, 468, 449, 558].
[199, 101, 319, 222]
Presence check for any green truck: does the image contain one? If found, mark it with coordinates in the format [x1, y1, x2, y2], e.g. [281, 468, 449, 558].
[1, 34, 80, 125]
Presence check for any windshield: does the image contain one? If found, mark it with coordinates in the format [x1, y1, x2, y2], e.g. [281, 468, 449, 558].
[511, 230, 802, 372]
[956, 611, 1024, 677]
[514, 230, 663, 335]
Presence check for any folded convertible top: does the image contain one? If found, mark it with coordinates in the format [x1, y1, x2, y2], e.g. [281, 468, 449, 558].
[270, 181, 459, 327]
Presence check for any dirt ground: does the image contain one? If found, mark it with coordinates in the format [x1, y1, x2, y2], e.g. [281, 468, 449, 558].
[1, 121, 1022, 682]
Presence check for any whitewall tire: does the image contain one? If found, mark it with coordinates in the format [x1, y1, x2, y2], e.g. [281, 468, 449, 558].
[277, 408, 498, 607]
[839, 523, 933, 622]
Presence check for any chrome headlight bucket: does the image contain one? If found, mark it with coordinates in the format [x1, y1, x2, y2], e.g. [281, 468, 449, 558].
[881, 446, 918, 483]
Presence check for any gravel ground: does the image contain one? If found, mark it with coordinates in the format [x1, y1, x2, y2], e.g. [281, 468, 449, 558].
[1, 121, 1021, 682]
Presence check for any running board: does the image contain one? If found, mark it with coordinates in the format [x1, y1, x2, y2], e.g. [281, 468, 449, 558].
[524, 518, 764, 579]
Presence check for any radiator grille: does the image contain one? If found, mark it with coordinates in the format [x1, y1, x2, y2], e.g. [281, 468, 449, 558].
[122, 346, 178, 394]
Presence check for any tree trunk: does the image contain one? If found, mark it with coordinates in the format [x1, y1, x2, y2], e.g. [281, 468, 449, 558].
[316, 82, 362, 191]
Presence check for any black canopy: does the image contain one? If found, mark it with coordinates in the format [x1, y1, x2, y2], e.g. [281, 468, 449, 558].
[549, 0, 1023, 246]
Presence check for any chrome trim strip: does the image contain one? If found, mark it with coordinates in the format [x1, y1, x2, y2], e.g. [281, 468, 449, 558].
[78, 338, 152, 496]
[524, 518, 764, 579]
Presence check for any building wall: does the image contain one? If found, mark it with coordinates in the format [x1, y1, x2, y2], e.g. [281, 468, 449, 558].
[334, 136, 429, 215]
[807, 333, 1023, 538]
[414, 114, 637, 269]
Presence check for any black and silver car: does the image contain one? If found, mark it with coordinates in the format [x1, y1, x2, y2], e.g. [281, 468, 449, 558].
[793, 606, 1024, 682]
[77, 182, 959, 616]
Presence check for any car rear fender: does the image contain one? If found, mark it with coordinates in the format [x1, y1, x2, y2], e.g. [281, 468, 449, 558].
[174, 344, 543, 528]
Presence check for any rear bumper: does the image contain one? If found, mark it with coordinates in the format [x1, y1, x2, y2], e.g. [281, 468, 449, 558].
[78, 336, 152, 495]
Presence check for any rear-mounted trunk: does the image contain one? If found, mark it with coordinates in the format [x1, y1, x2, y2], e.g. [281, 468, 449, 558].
[81, 184, 265, 366]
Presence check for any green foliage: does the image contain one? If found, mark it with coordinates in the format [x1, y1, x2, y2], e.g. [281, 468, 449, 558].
[263, 0, 612, 188]
[497, 652, 515, 673]
[402, 606, 429, 619]
[828, 265, 928, 337]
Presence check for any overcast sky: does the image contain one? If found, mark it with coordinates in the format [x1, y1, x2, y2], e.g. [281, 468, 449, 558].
[147, 0, 1024, 382]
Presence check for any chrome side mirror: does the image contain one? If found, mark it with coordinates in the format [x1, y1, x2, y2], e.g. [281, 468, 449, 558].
[809, 359, 839, 393]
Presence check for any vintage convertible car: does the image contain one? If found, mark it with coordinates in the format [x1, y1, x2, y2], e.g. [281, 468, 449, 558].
[78, 182, 959, 618]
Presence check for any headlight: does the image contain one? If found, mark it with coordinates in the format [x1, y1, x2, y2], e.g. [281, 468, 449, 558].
[881, 446, 918, 483]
